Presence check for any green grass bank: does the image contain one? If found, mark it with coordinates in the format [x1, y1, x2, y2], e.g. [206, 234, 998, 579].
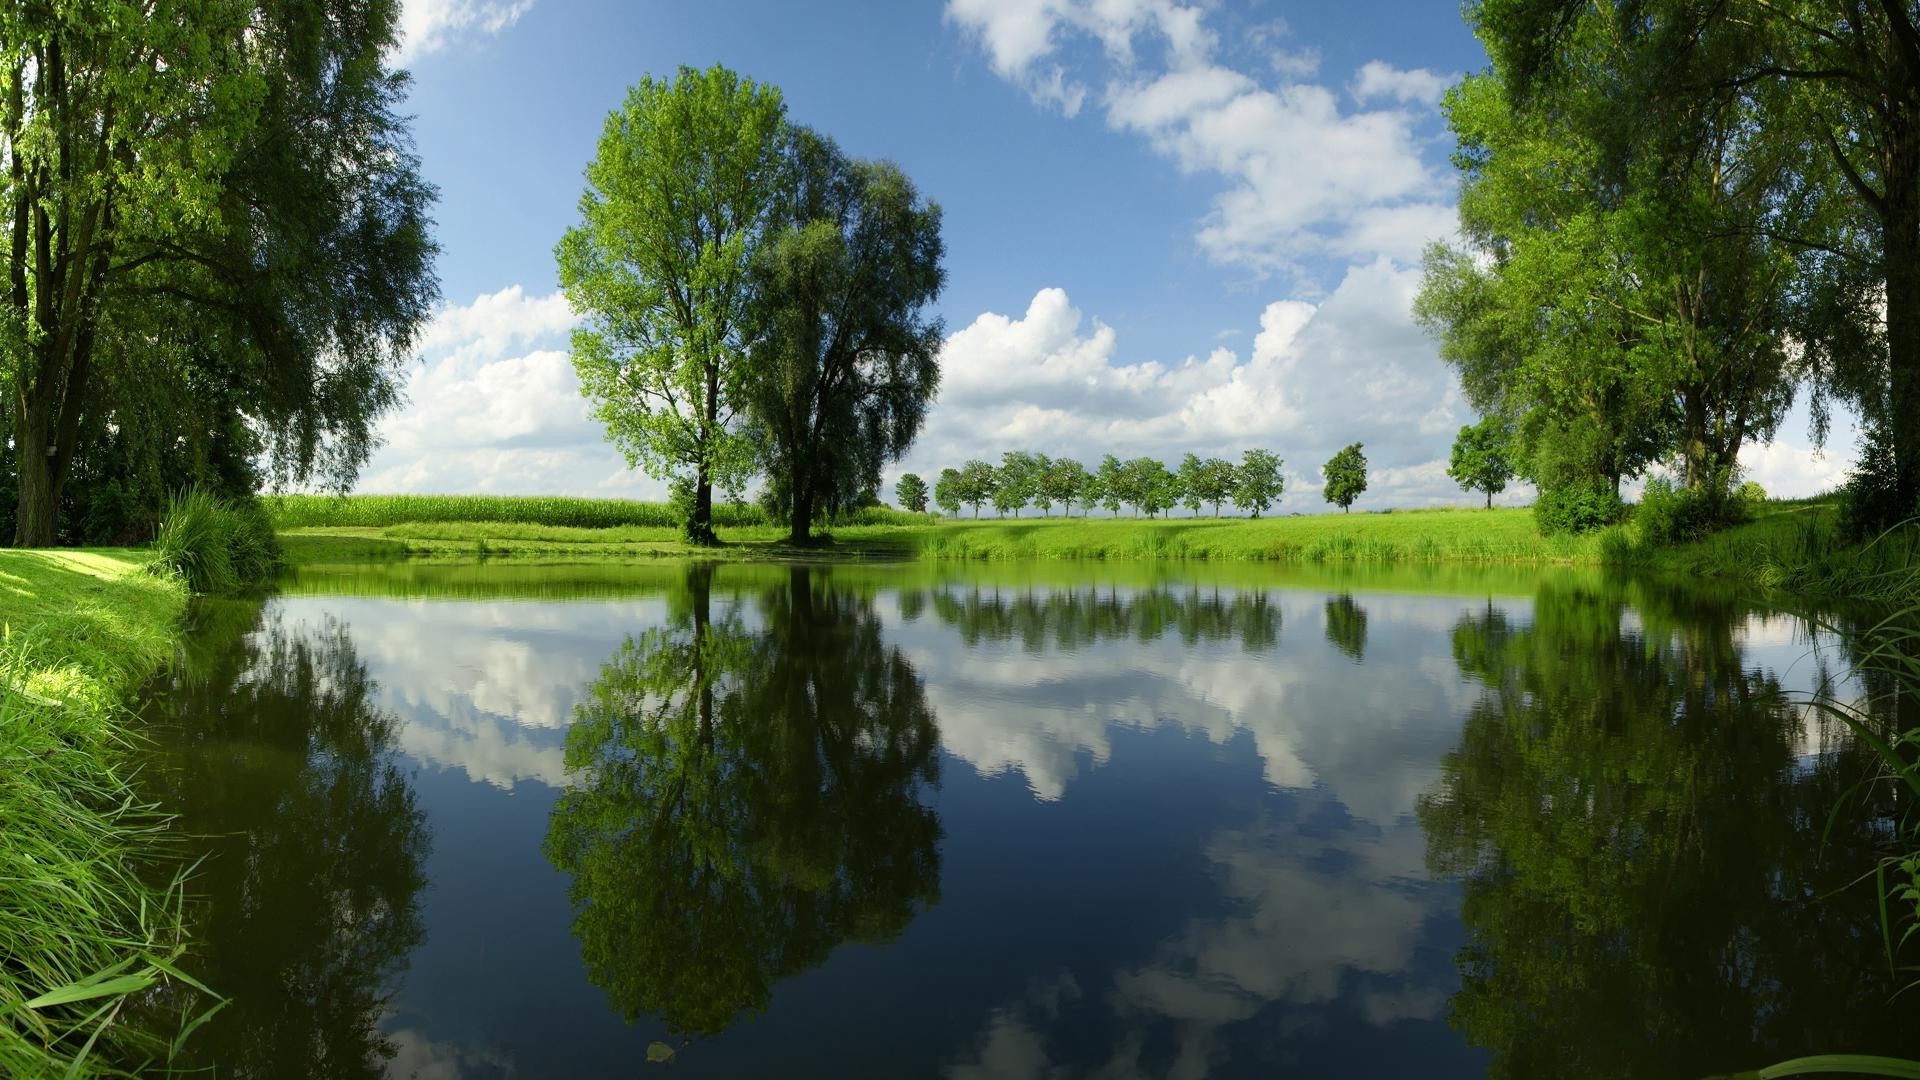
[0, 550, 209, 1076]
[268, 493, 1905, 603]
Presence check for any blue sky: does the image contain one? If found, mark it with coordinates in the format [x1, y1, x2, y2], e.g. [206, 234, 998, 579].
[364, 0, 1857, 510]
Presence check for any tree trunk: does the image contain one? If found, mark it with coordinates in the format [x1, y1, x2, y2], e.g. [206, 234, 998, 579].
[13, 405, 57, 547]
[788, 484, 814, 546]
[1485, 491, 1492, 510]
[1887, 129, 1920, 517]
[688, 461, 717, 546]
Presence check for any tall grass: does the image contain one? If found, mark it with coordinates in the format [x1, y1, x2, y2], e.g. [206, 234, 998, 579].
[149, 488, 283, 592]
[0, 553, 216, 1075]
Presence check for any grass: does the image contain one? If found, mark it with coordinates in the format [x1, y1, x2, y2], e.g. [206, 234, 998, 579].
[263, 493, 925, 531]
[0, 550, 213, 1076]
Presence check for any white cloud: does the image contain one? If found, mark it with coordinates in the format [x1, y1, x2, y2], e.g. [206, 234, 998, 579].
[1350, 60, 1454, 107]
[357, 285, 671, 499]
[947, 0, 1457, 274]
[395, 0, 533, 64]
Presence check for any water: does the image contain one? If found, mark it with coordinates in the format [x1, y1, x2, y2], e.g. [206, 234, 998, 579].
[132, 560, 1920, 1078]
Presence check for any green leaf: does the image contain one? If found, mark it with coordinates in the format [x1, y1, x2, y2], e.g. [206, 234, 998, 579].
[647, 1041, 677, 1064]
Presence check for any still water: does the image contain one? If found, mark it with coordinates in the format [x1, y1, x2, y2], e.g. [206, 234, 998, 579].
[132, 560, 1919, 1078]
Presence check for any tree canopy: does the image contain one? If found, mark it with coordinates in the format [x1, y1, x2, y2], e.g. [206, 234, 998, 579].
[556, 66, 787, 544]
[1, 0, 440, 545]
[1448, 417, 1517, 509]
[1322, 443, 1368, 512]
[743, 130, 944, 543]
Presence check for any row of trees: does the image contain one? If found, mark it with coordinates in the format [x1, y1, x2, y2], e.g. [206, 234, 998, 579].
[893, 445, 1375, 519]
[557, 65, 945, 545]
[1, 2, 441, 546]
[1417, 0, 1918, 534]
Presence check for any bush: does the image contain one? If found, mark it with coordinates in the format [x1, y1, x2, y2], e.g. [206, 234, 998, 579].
[1840, 424, 1913, 540]
[1533, 481, 1625, 535]
[150, 487, 284, 592]
[1735, 480, 1767, 505]
[1633, 477, 1749, 546]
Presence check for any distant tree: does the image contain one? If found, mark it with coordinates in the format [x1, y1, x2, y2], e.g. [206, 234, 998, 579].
[558, 65, 787, 545]
[955, 460, 997, 518]
[994, 451, 1040, 517]
[1040, 458, 1091, 517]
[1323, 443, 1369, 513]
[1180, 454, 1237, 517]
[933, 469, 962, 516]
[1178, 455, 1209, 515]
[1095, 454, 1127, 516]
[1449, 417, 1516, 509]
[1233, 450, 1285, 517]
[1028, 453, 1057, 516]
[742, 130, 945, 543]
[896, 474, 929, 514]
[1124, 457, 1180, 518]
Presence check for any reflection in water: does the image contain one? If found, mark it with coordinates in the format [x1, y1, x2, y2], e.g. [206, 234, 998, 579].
[925, 583, 1280, 653]
[136, 599, 431, 1078]
[1421, 578, 1919, 1078]
[1324, 593, 1368, 662]
[544, 566, 943, 1038]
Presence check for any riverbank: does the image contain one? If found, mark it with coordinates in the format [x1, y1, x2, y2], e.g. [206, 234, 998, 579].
[0, 550, 201, 1075]
[269, 495, 1905, 599]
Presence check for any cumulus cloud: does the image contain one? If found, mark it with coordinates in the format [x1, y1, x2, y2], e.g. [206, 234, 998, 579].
[947, 0, 1458, 273]
[1350, 60, 1454, 107]
[357, 286, 670, 499]
[395, 0, 533, 64]
[900, 271, 1474, 510]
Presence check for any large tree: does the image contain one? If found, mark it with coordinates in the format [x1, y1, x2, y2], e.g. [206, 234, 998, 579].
[1, 0, 439, 546]
[742, 130, 943, 544]
[1233, 449, 1283, 517]
[556, 65, 787, 545]
[1416, 51, 1799, 511]
[1465, 0, 1911, 514]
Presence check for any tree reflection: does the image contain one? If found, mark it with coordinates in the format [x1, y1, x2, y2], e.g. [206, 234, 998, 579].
[544, 565, 942, 1038]
[1323, 593, 1368, 661]
[926, 583, 1280, 653]
[136, 599, 431, 1078]
[1421, 577, 1919, 1078]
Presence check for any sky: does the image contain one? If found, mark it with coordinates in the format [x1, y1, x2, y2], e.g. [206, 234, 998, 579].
[360, 0, 1862, 512]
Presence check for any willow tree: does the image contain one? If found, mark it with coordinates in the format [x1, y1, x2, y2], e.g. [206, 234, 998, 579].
[556, 66, 787, 545]
[1468, 0, 1915, 517]
[743, 130, 944, 544]
[1, 0, 437, 546]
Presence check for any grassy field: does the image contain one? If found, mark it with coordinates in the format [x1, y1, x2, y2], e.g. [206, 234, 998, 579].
[0, 550, 210, 1075]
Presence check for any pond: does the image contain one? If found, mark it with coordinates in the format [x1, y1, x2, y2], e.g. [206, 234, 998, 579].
[131, 559, 1920, 1078]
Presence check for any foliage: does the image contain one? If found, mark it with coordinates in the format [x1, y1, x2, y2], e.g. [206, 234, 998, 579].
[1414, 32, 1799, 520]
[556, 65, 787, 543]
[955, 460, 998, 518]
[1177, 454, 1237, 516]
[1038, 457, 1091, 516]
[1470, 0, 1920, 525]
[1094, 454, 1127, 515]
[742, 128, 945, 542]
[1533, 480, 1625, 535]
[149, 488, 284, 594]
[1449, 417, 1517, 509]
[1633, 475, 1747, 547]
[994, 451, 1041, 517]
[0, 0, 440, 545]
[896, 474, 929, 514]
[933, 468, 963, 516]
[1322, 443, 1369, 512]
[1233, 449, 1284, 517]
[1841, 424, 1915, 542]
